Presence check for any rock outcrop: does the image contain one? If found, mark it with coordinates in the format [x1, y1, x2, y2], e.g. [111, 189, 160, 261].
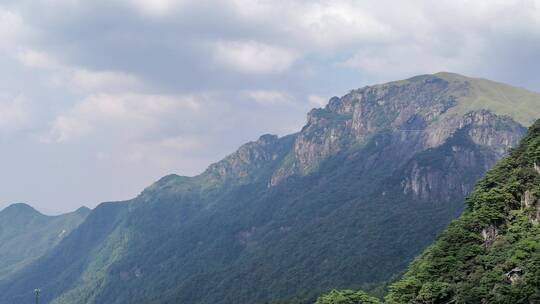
[521, 190, 540, 224]
[205, 134, 292, 184]
[401, 111, 524, 202]
[271, 74, 529, 188]
[481, 224, 498, 248]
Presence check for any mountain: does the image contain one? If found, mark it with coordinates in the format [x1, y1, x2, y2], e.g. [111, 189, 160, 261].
[0, 203, 89, 280]
[0, 73, 539, 304]
[384, 119, 540, 303]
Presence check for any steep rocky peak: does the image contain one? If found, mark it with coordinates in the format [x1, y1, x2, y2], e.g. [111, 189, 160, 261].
[146, 73, 539, 191]
[142, 134, 295, 197]
[301, 73, 468, 149]
[272, 73, 536, 185]
[315, 74, 463, 124]
[206, 134, 279, 173]
[203, 134, 293, 185]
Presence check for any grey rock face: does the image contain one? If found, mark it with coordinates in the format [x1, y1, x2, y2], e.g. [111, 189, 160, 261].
[272, 76, 460, 185]
[481, 224, 498, 248]
[205, 134, 293, 185]
[522, 190, 536, 209]
[401, 111, 525, 202]
[271, 74, 526, 191]
[521, 190, 540, 225]
[208, 134, 278, 178]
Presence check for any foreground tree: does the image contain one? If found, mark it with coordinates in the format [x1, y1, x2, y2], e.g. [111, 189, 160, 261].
[315, 289, 381, 304]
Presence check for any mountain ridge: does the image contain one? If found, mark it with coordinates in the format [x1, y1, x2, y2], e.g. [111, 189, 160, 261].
[0, 203, 90, 281]
[145, 72, 540, 193]
[0, 203, 91, 218]
[0, 72, 539, 304]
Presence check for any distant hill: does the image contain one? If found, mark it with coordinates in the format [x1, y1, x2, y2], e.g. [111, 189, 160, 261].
[0, 73, 539, 304]
[0, 203, 89, 280]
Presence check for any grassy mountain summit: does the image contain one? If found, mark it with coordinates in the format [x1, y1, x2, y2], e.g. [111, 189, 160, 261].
[436, 72, 540, 126]
[0, 203, 89, 280]
[385, 119, 540, 303]
[0, 73, 538, 304]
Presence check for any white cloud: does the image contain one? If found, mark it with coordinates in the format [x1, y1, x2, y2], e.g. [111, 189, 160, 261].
[16, 49, 57, 68]
[293, 1, 395, 49]
[308, 95, 327, 107]
[126, 0, 184, 17]
[158, 135, 204, 153]
[212, 40, 297, 74]
[243, 90, 293, 106]
[0, 8, 24, 42]
[14, 47, 141, 92]
[47, 115, 92, 143]
[230, 1, 396, 50]
[71, 69, 140, 91]
[341, 45, 461, 77]
[228, 0, 540, 81]
[124, 135, 206, 168]
[0, 95, 30, 130]
[47, 93, 201, 143]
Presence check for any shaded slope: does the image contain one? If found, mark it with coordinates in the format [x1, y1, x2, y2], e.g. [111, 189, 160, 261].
[0, 204, 89, 280]
[386, 120, 540, 303]
[0, 202, 126, 303]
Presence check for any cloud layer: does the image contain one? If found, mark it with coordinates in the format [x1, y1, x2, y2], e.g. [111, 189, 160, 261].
[0, 0, 539, 213]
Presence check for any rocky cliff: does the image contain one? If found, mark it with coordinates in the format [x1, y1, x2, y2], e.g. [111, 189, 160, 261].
[386, 119, 540, 304]
[271, 73, 529, 194]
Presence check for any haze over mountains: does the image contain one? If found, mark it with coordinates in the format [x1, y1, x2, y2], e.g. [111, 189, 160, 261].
[0, 204, 89, 280]
[1, 73, 539, 304]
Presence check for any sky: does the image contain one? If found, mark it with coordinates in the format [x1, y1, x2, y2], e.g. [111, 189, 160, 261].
[0, 0, 539, 214]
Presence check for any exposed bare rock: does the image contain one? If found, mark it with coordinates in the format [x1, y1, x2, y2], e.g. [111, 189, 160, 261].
[521, 190, 540, 224]
[400, 111, 524, 203]
[522, 191, 536, 209]
[270, 74, 526, 187]
[481, 225, 498, 248]
[532, 205, 540, 225]
[535, 163, 540, 174]
[463, 111, 525, 157]
[271, 75, 463, 184]
[205, 134, 293, 185]
[504, 267, 523, 284]
[401, 160, 474, 203]
[208, 134, 279, 178]
[290, 108, 353, 174]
